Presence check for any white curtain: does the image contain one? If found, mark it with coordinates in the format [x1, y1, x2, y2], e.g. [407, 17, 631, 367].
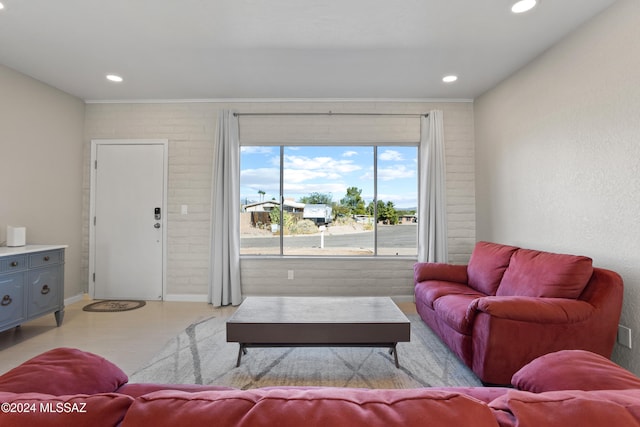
[209, 110, 242, 306]
[418, 111, 448, 263]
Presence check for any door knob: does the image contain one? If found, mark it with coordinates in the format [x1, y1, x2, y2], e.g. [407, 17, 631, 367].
[154, 223, 161, 229]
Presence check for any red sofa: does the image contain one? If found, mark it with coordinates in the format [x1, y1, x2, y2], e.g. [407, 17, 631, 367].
[2, 348, 640, 426]
[414, 241, 624, 385]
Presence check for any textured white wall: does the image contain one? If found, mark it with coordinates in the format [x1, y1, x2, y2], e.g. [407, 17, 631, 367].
[474, 0, 640, 373]
[0, 64, 85, 298]
[83, 101, 476, 300]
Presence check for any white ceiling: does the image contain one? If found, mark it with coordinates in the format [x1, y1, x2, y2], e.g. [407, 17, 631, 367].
[0, 0, 617, 101]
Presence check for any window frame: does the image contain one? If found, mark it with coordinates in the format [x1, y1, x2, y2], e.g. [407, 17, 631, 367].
[239, 142, 419, 258]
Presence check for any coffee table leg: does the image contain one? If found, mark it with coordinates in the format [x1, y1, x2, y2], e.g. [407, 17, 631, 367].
[390, 344, 400, 368]
[236, 344, 247, 367]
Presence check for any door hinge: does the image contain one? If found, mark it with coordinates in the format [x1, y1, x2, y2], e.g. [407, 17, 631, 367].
[94, 160, 97, 169]
[92, 273, 95, 282]
[93, 216, 96, 226]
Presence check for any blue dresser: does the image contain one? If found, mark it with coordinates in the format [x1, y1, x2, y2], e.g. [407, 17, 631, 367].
[0, 245, 66, 332]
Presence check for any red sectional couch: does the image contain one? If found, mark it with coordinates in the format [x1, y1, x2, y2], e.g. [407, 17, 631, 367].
[414, 241, 624, 385]
[2, 348, 640, 426]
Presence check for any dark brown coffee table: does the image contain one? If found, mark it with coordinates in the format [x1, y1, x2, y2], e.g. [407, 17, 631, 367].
[226, 296, 411, 368]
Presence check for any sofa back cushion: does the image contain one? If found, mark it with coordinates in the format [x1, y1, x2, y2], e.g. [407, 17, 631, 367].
[467, 242, 519, 295]
[0, 347, 128, 395]
[122, 388, 500, 427]
[0, 391, 133, 427]
[497, 249, 593, 299]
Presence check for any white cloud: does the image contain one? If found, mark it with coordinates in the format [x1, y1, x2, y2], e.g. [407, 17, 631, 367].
[241, 167, 348, 201]
[284, 182, 347, 197]
[379, 150, 404, 161]
[242, 152, 362, 203]
[240, 167, 280, 195]
[241, 148, 415, 205]
[284, 169, 342, 183]
[283, 155, 361, 174]
[241, 167, 279, 179]
[378, 165, 415, 181]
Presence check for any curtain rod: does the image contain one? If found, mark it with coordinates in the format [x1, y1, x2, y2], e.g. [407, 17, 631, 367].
[233, 111, 428, 118]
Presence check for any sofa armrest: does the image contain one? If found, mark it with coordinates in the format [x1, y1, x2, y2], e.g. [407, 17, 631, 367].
[414, 262, 468, 284]
[470, 296, 595, 324]
[512, 350, 640, 392]
[0, 347, 128, 395]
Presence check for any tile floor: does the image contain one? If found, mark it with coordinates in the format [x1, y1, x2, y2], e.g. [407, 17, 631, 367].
[0, 296, 234, 375]
[0, 296, 416, 376]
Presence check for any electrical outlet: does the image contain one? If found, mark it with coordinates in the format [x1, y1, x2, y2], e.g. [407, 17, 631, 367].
[287, 270, 294, 280]
[618, 325, 632, 349]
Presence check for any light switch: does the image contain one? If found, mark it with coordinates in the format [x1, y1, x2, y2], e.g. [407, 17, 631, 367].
[181, 205, 188, 215]
[618, 325, 632, 349]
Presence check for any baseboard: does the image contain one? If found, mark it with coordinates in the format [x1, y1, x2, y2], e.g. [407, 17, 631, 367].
[240, 294, 415, 303]
[390, 295, 416, 303]
[164, 294, 209, 302]
[69, 293, 210, 303]
[69, 293, 413, 304]
[64, 293, 86, 306]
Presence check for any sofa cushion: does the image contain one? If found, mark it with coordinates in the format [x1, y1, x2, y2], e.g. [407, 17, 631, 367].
[116, 383, 235, 398]
[0, 347, 128, 395]
[489, 389, 640, 427]
[415, 280, 485, 309]
[434, 386, 511, 404]
[0, 391, 133, 427]
[467, 242, 519, 295]
[512, 350, 640, 392]
[121, 388, 500, 427]
[433, 294, 480, 334]
[497, 249, 593, 299]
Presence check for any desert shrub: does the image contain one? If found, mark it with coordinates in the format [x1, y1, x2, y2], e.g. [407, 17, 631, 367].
[287, 219, 318, 235]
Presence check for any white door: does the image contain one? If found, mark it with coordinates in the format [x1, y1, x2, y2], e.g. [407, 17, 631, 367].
[91, 141, 166, 300]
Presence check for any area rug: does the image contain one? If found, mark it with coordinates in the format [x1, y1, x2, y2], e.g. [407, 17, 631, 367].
[130, 313, 482, 389]
[82, 300, 146, 312]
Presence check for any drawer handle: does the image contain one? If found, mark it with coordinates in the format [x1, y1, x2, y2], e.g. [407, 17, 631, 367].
[43, 256, 50, 262]
[10, 261, 18, 267]
[1, 295, 11, 306]
[41, 285, 50, 295]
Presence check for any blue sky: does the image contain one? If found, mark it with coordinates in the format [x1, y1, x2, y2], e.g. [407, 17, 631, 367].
[240, 145, 418, 209]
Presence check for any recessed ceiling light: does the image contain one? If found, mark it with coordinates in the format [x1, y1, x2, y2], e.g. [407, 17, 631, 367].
[511, 0, 537, 14]
[0, 3, 5, 10]
[106, 74, 123, 83]
[442, 75, 458, 83]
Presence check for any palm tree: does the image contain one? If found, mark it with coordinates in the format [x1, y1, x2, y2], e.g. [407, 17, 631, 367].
[258, 190, 265, 202]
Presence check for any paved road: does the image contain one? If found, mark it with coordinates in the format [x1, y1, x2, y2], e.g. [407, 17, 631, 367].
[241, 224, 417, 249]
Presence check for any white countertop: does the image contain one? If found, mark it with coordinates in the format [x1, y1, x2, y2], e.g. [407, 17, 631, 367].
[0, 245, 68, 258]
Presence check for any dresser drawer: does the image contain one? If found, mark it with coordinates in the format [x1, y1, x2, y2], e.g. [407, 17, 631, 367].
[0, 273, 25, 326]
[27, 267, 61, 318]
[29, 250, 63, 268]
[0, 255, 28, 273]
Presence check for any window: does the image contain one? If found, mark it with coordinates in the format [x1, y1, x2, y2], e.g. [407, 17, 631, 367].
[240, 145, 417, 257]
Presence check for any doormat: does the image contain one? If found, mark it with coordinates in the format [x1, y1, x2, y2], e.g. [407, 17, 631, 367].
[83, 300, 146, 312]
